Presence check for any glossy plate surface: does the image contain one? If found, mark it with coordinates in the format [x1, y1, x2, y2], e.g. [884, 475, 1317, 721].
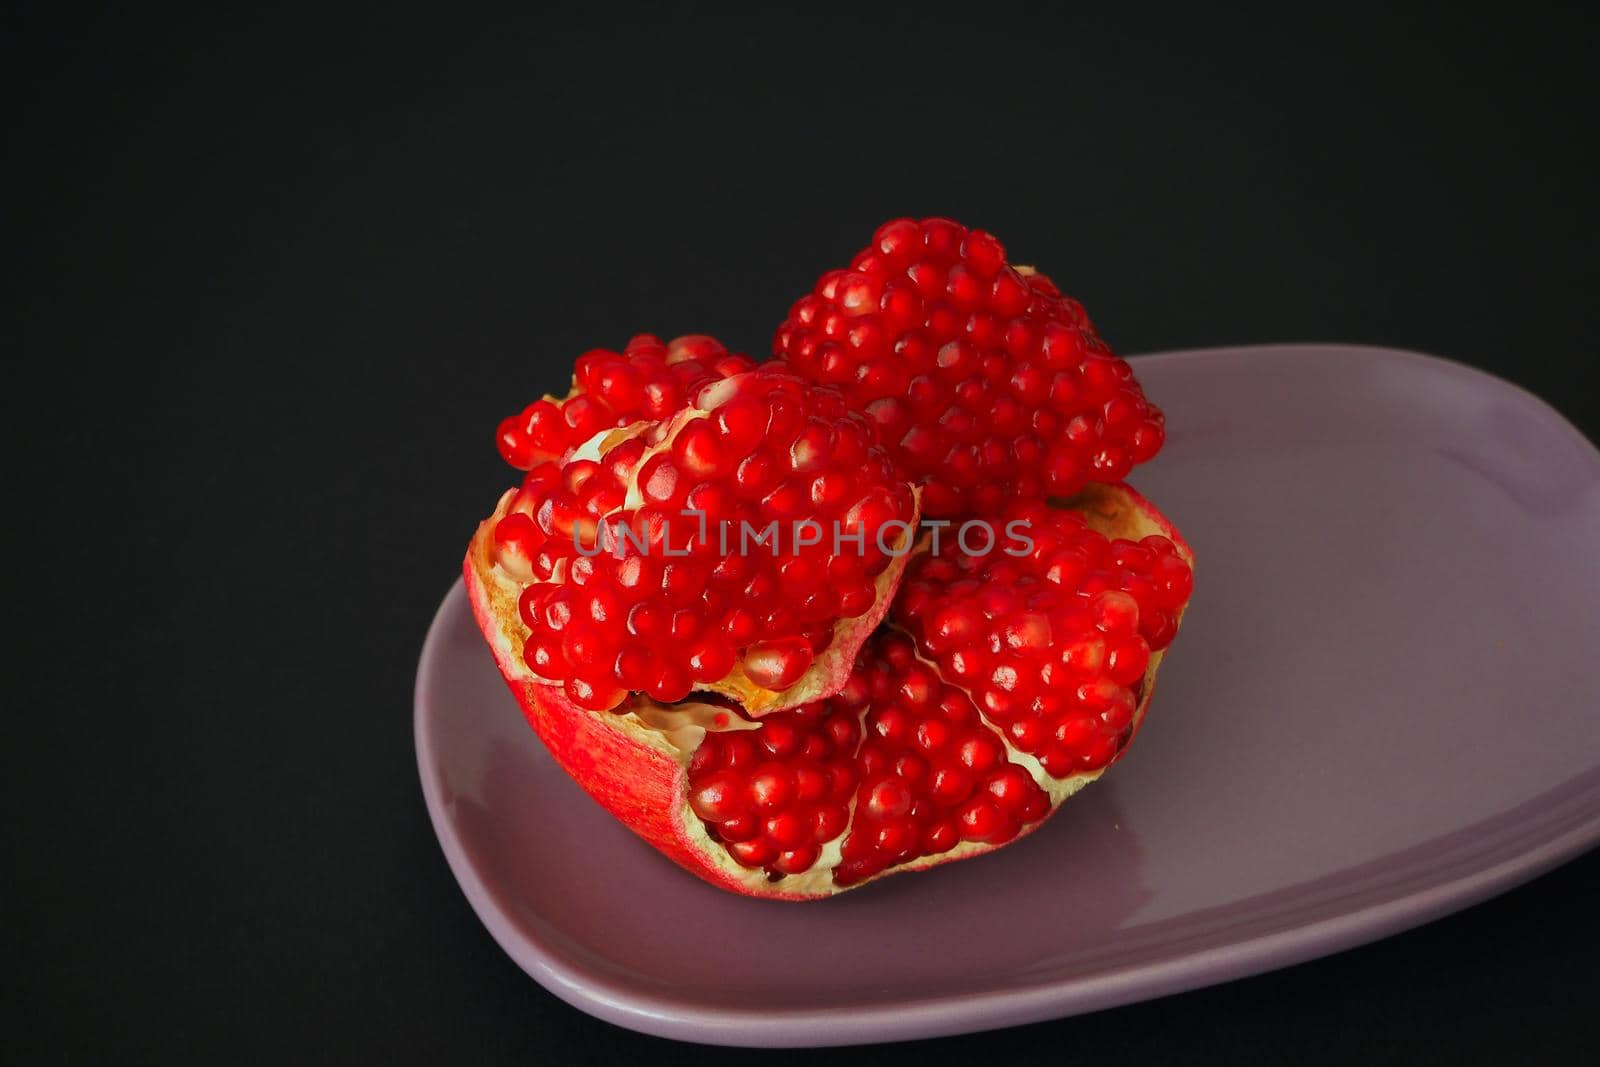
[416, 345, 1600, 1046]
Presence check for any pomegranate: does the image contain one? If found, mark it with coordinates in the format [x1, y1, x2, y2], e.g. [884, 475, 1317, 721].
[774, 217, 1166, 517]
[463, 221, 1191, 896]
[481, 358, 920, 714]
[464, 482, 1192, 897]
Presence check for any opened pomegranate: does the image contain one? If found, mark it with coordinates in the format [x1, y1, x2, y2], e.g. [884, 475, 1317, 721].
[480, 358, 920, 714]
[465, 481, 1192, 897]
[773, 217, 1166, 517]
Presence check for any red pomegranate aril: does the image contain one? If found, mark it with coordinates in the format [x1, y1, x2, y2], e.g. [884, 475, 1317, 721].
[1106, 638, 1151, 686]
[748, 764, 796, 811]
[957, 734, 1002, 773]
[742, 637, 815, 691]
[984, 766, 1035, 812]
[915, 718, 952, 754]
[1092, 589, 1140, 634]
[873, 820, 917, 857]
[774, 844, 820, 875]
[792, 762, 828, 801]
[1008, 716, 1048, 751]
[929, 761, 972, 805]
[813, 805, 848, 842]
[686, 635, 736, 682]
[953, 797, 998, 838]
[648, 663, 692, 703]
[614, 645, 657, 691]
[564, 674, 624, 712]
[689, 772, 748, 822]
[729, 838, 776, 867]
[492, 513, 544, 582]
[864, 777, 912, 819]
[923, 819, 960, 854]
[764, 811, 811, 849]
[717, 733, 759, 770]
[524, 634, 559, 675]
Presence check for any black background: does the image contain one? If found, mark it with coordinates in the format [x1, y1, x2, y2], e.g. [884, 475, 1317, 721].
[9, 5, 1599, 1063]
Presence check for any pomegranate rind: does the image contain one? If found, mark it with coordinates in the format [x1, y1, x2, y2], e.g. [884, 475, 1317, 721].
[464, 481, 1191, 899]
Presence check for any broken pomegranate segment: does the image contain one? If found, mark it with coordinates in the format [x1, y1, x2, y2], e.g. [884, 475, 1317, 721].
[773, 217, 1166, 517]
[495, 334, 756, 471]
[478, 358, 920, 715]
[893, 493, 1192, 779]
[688, 630, 1053, 888]
[464, 481, 1192, 897]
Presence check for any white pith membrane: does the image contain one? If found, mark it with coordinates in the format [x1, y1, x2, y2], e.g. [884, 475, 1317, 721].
[475, 474, 1189, 895]
[495, 371, 922, 715]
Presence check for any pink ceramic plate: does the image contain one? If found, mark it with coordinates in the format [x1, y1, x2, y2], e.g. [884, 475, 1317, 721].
[416, 345, 1600, 1046]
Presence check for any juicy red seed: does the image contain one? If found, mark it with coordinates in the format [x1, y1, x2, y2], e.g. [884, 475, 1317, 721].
[564, 675, 624, 711]
[773, 844, 820, 875]
[742, 637, 814, 690]
[923, 819, 960, 854]
[957, 798, 1008, 843]
[492, 513, 545, 582]
[647, 663, 691, 703]
[764, 811, 810, 849]
[1092, 590, 1140, 634]
[685, 636, 735, 682]
[716, 733, 757, 770]
[873, 820, 917, 856]
[864, 777, 912, 819]
[689, 772, 748, 822]
[1106, 638, 1151, 686]
[812, 805, 848, 843]
[793, 763, 828, 801]
[984, 766, 1037, 812]
[729, 838, 775, 867]
[614, 646, 656, 690]
[956, 734, 1002, 773]
[748, 764, 796, 811]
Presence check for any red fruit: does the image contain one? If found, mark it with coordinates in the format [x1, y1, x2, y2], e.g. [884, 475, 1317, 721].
[465, 479, 1191, 898]
[474, 357, 920, 715]
[774, 218, 1166, 516]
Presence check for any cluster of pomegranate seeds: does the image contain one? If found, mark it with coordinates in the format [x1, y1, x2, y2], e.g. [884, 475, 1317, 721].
[493, 362, 916, 710]
[686, 632, 1051, 884]
[894, 501, 1193, 778]
[831, 632, 1050, 886]
[495, 334, 756, 471]
[688, 701, 860, 878]
[773, 217, 1165, 517]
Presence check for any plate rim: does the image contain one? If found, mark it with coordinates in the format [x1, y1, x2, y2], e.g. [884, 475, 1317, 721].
[416, 343, 1600, 1047]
